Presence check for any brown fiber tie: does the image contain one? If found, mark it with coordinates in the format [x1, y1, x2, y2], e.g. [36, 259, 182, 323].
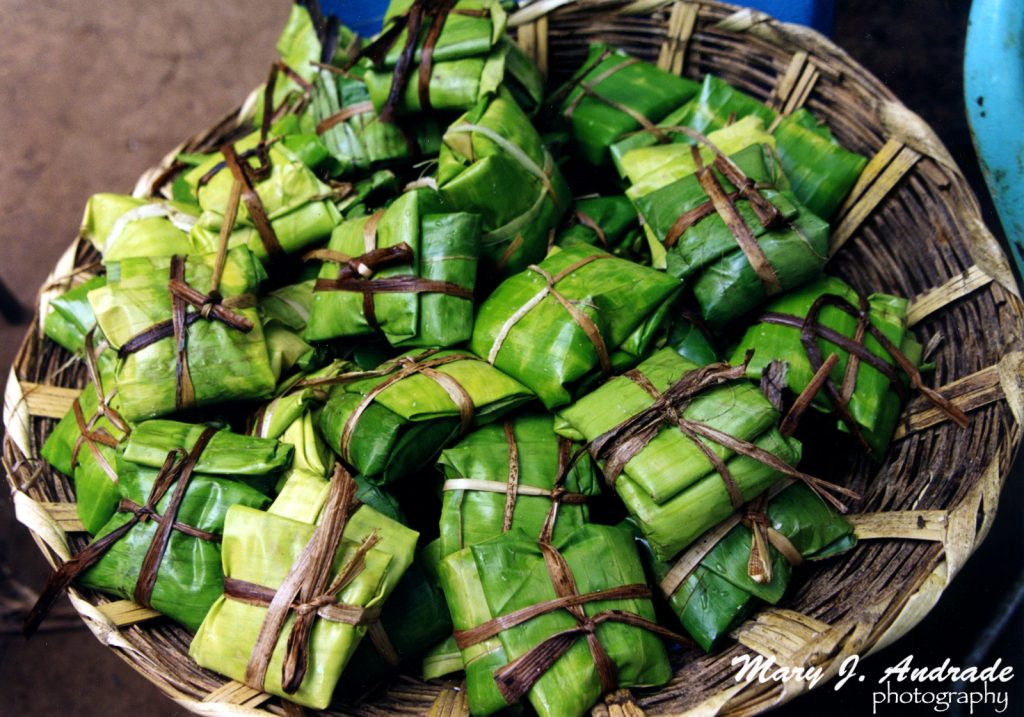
[486, 254, 613, 377]
[453, 542, 692, 705]
[339, 350, 477, 463]
[760, 292, 970, 449]
[24, 426, 219, 637]
[239, 464, 381, 694]
[587, 356, 859, 514]
[69, 331, 129, 483]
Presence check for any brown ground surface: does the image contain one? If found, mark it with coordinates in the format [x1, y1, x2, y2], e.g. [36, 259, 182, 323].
[0, 2, 1019, 716]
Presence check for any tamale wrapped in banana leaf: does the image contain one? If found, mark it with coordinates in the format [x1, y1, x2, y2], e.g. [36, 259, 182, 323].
[309, 64, 443, 176]
[88, 246, 278, 422]
[555, 44, 698, 166]
[437, 412, 602, 558]
[305, 188, 480, 347]
[612, 75, 866, 218]
[437, 94, 571, 276]
[360, 0, 543, 119]
[422, 634, 464, 680]
[621, 116, 775, 200]
[318, 349, 534, 484]
[729, 276, 930, 457]
[43, 276, 117, 378]
[260, 279, 322, 379]
[81, 193, 201, 261]
[190, 469, 418, 709]
[470, 244, 681, 409]
[554, 195, 645, 259]
[183, 131, 342, 263]
[41, 377, 129, 535]
[665, 310, 719, 367]
[439, 523, 674, 717]
[556, 348, 844, 561]
[634, 143, 829, 329]
[639, 483, 854, 651]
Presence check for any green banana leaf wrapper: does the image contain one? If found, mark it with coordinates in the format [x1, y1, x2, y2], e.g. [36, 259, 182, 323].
[621, 116, 775, 201]
[437, 411, 602, 558]
[79, 449, 272, 631]
[422, 634, 465, 681]
[439, 523, 672, 717]
[555, 44, 699, 166]
[41, 380, 128, 535]
[309, 64, 444, 176]
[555, 195, 646, 260]
[437, 94, 571, 277]
[341, 538, 454, 688]
[184, 131, 342, 263]
[730, 276, 921, 457]
[88, 247, 278, 422]
[80, 193, 201, 261]
[612, 74, 866, 218]
[556, 348, 802, 561]
[664, 310, 720, 367]
[318, 350, 534, 484]
[305, 188, 480, 347]
[190, 503, 418, 709]
[639, 483, 854, 651]
[43, 275, 117, 379]
[261, 279, 322, 379]
[363, 1, 543, 117]
[470, 244, 681, 409]
[634, 143, 829, 329]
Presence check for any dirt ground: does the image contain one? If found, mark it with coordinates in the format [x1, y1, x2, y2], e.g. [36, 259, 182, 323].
[0, 1, 1019, 715]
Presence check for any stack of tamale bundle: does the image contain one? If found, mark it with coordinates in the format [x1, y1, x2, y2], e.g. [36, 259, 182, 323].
[318, 349, 534, 484]
[556, 348, 853, 561]
[305, 187, 480, 347]
[470, 244, 681, 409]
[730, 276, 968, 456]
[637, 482, 855, 651]
[437, 94, 571, 275]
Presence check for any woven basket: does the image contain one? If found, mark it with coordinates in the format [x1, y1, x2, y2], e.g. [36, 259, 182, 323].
[4, 1, 1024, 715]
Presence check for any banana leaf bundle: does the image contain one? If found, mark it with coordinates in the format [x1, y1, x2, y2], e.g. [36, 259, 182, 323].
[639, 483, 854, 651]
[309, 64, 444, 176]
[439, 523, 675, 717]
[261, 279, 322, 379]
[470, 244, 681, 409]
[555, 348, 849, 561]
[190, 469, 418, 709]
[81, 193, 201, 261]
[183, 131, 342, 263]
[611, 74, 866, 218]
[88, 246, 278, 422]
[437, 411, 602, 558]
[728, 276, 960, 457]
[41, 375, 130, 535]
[359, 0, 543, 120]
[25, 422, 289, 637]
[437, 94, 571, 276]
[43, 276, 117, 379]
[665, 309, 719, 367]
[422, 634, 464, 680]
[554, 44, 699, 166]
[633, 143, 829, 329]
[555, 195, 646, 259]
[318, 349, 534, 484]
[305, 188, 480, 347]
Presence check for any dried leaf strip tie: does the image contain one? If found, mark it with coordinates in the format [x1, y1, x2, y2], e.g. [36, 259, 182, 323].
[70, 331, 129, 483]
[234, 464, 382, 694]
[487, 254, 614, 377]
[340, 351, 479, 464]
[589, 357, 858, 513]
[759, 292, 970, 447]
[24, 426, 219, 636]
[309, 210, 474, 331]
[453, 540, 692, 705]
[441, 420, 586, 537]
[117, 254, 255, 412]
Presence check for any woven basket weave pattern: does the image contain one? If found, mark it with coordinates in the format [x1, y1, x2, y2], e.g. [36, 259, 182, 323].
[4, 2, 1023, 715]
